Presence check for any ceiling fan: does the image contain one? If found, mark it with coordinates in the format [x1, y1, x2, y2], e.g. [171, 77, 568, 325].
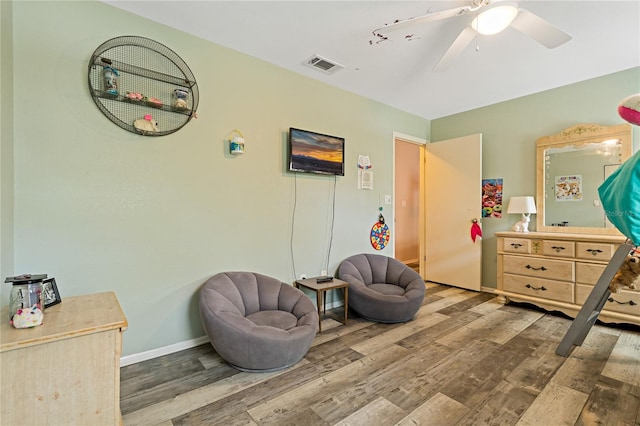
[374, 0, 572, 71]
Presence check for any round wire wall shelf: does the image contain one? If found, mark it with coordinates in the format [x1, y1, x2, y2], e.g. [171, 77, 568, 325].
[88, 36, 199, 137]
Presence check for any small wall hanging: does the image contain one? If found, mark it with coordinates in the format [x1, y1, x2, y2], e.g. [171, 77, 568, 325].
[228, 129, 246, 155]
[370, 208, 390, 250]
[358, 154, 373, 190]
[88, 36, 199, 136]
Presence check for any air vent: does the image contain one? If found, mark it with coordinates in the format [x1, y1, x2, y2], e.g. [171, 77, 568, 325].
[304, 55, 344, 74]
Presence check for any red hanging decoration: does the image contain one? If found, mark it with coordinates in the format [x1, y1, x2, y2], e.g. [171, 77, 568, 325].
[471, 219, 482, 242]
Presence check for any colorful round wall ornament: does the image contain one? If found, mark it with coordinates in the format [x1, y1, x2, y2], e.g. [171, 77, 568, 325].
[370, 213, 390, 250]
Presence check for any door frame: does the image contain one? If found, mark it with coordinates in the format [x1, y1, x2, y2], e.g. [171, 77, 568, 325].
[392, 131, 428, 279]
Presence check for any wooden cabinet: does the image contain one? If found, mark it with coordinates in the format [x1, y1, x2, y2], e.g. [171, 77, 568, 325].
[1, 292, 127, 425]
[496, 231, 640, 325]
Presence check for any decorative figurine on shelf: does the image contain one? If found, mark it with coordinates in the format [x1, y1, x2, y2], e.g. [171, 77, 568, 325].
[144, 96, 163, 109]
[173, 98, 188, 110]
[102, 66, 119, 97]
[133, 114, 159, 135]
[125, 92, 144, 103]
[173, 88, 190, 111]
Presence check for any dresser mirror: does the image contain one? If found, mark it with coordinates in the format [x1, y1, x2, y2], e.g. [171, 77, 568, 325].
[536, 123, 632, 235]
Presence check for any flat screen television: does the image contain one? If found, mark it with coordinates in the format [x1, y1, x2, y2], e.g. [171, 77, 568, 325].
[288, 127, 345, 176]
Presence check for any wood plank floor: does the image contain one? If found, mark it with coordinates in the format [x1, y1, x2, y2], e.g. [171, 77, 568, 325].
[120, 283, 640, 425]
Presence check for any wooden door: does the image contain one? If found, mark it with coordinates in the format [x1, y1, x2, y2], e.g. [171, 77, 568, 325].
[424, 134, 482, 291]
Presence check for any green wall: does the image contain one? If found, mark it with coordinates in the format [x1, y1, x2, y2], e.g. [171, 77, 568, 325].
[1, 0, 14, 285]
[5, 1, 429, 356]
[432, 67, 640, 291]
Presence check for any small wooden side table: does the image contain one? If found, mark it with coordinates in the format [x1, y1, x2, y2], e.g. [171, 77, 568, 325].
[295, 277, 348, 332]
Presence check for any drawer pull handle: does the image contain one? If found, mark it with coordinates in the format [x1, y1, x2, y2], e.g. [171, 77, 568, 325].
[526, 284, 547, 291]
[551, 246, 565, 252]
[607, 297, 637, 306]
[525, 265, 547, 271]
[586, 249, 603, 255]
[510, 243, 523, 249]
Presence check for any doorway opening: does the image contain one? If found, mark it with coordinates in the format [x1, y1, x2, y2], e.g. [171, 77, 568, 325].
[393, 132, 426, 278]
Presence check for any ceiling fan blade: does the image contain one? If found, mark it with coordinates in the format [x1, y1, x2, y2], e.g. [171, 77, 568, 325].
[510, 8, 572, 48]
[375, 6, 471, 35]
[434, 26, 477, 71]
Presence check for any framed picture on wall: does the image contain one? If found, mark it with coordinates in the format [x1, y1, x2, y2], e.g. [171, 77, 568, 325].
[481, 178, 503, 218]
[42, 278, 62, 308]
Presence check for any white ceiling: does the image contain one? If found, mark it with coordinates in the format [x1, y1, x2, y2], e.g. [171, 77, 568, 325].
[104, 1, 640, 119]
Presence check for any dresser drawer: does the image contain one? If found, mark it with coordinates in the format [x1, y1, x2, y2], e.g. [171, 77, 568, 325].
[542, 240, 575, 258]
[503, 255, 574, 282]
[576, 284, 640, 316]
[504, 274, 574, 303]
[503, 238, 531, 254]
[576, 242, 616, 261]
[576, 262, 606, 285]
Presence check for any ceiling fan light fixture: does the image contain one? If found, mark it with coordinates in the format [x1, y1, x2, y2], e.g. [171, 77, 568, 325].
[471, 3, 519, 35]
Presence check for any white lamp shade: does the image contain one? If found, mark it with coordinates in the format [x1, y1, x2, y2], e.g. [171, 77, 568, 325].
[507, 196, 537, 214]
[471, 3, 519, 35]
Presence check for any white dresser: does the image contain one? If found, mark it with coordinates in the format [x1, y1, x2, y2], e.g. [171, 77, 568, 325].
[496, 231, 640, 325]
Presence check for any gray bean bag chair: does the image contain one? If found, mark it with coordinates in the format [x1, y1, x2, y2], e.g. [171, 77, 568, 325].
[338, 254, 426, 323]
[199, 272, 318, 372]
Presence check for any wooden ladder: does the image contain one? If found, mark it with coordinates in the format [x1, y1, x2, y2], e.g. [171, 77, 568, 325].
[556, 242, 634, 356]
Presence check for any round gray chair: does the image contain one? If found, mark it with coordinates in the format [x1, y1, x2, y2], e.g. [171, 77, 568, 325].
[338, 253, 426, 323]
[199, 272, 318, 372]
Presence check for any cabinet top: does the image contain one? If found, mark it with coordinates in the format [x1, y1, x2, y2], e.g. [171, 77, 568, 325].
[1, 291, 127, 352]
[495, 231, 628, 243]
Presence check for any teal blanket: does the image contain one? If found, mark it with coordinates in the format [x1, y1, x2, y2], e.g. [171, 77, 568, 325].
[599, 149, 640, 245]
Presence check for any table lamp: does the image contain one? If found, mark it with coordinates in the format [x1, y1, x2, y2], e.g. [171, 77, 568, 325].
[507, 196, 537, 232]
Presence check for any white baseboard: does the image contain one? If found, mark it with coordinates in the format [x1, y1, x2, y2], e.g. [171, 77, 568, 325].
[120, 335, 210, 367]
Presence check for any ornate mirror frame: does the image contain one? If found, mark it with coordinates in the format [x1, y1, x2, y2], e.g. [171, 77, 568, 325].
[536, 123, 632, 235]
